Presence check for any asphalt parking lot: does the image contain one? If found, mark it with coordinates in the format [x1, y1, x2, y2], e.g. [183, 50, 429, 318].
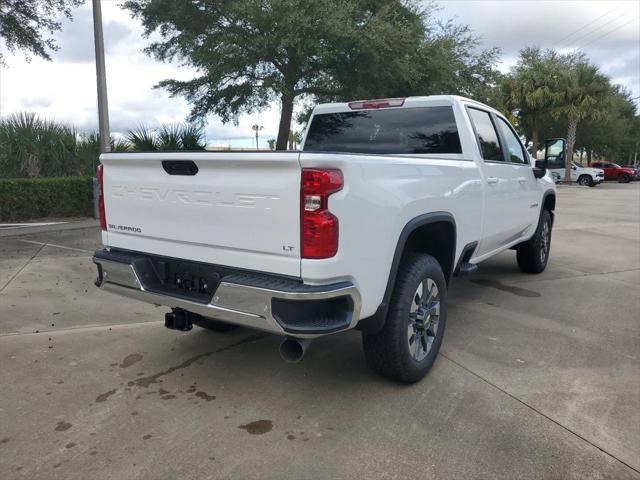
[1, 182, 639, 479]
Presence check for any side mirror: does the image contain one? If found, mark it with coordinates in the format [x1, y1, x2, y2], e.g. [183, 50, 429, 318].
[533, 160, 547, 179]
[544, 138, 566, 169]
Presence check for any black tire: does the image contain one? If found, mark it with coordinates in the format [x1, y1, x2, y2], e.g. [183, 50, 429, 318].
[362, 254, 447, 383]
[577, 175, 593, 187]
[193, 316, 238, 332]
[618, 174, 630, 183]
[516, 209, 552, 274]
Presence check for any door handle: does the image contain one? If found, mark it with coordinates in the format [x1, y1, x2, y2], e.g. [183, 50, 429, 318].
[487, 176, 499, 184]
[517, 177, 527, 184]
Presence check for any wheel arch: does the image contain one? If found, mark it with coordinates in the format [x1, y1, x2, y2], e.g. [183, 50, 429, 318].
[357, 212, 456, 334]
[542, 190, 556, 212]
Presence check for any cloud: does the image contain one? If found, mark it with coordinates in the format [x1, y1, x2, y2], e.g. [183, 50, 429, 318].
[54, 5, 134, 64]
[19, 96, 53, 109]
[1, 0, 637, 144]
[434, 0, 639, 101]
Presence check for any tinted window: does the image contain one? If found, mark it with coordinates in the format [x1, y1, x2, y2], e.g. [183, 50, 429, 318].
[303, 106, 462, 154]
[468, 108, 502, 161]
[496, 117, 527, 164]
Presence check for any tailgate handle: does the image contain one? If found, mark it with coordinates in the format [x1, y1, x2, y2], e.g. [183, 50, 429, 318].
[162, 160, 199, 176]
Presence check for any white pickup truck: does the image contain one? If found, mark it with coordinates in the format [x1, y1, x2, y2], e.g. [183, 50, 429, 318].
[94, 95, 558, 383]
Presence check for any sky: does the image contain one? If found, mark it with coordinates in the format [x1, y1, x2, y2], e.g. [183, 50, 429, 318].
[0, 0, 638, 148]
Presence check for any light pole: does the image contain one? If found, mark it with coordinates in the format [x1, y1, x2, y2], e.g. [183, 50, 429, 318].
[92, 0, 110, 154]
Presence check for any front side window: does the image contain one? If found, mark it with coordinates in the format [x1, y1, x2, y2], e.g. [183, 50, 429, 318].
[467, 108, 502, 161]
[496, 117, 527, 164]
[303, 106, 462, 155]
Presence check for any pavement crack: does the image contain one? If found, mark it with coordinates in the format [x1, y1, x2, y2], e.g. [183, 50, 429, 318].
[439, 352, 640, 475]
[0, 320, 163, 337]
[0, 242, 47, 293]
[16, 239, 93, 254]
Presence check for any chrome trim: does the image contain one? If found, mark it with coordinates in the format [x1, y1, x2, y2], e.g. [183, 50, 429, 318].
[98, 259, 141, 289]
[94, 257, 361, 339]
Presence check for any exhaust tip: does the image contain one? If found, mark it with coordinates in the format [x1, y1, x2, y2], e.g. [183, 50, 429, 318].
[279, 338, 310, 363]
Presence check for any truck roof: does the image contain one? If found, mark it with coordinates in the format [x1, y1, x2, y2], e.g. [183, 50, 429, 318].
[312, 95, 498, 115]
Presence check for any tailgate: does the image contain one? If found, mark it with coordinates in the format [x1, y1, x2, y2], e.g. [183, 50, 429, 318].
[100, 152, 302, 277]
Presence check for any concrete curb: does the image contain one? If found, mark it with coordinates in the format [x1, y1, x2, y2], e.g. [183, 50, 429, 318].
[0, 218, 99, 238]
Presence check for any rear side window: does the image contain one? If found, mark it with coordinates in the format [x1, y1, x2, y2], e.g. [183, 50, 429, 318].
[303, 106, 462, 155]
[468, 108, 502, 161]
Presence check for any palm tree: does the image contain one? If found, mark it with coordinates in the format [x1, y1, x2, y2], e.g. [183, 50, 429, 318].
[179, 124, 206, 150]
[126, 125, 157, 151]
[157, 124, 182, 150]
[267, 139, 276, 150]
[251, 124, 263, 149]
[555, 62, 610, 182]
[288, 130, 302, 150]
[502, 48, 572, 155]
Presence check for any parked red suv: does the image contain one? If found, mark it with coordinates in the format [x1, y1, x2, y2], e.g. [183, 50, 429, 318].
[589, 162, 636, 183]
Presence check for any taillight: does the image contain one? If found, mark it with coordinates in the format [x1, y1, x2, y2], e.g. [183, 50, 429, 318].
[301, 168, 343, 259]
[348, 98, 405, 110]
[97, 164, 107, 231]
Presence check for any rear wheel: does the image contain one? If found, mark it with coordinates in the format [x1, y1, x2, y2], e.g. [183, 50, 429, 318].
[618, 174, 630, 183]
[516, 209, 552, 273]
[578, 175, 593, 187]
[362, 254, 447, 383]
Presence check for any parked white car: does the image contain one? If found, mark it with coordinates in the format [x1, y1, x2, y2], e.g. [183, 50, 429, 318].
[548, 161, 604, 186]
[93, 95, 557, 383]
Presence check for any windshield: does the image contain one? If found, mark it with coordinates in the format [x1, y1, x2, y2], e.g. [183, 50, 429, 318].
[303, 106, 462, 155]
[572, 162, 583, 168]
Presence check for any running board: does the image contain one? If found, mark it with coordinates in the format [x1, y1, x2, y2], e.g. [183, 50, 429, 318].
[457, 261, 478, 276]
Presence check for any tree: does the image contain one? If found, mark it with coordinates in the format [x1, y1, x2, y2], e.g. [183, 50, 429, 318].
[124, 0, 500, 150]
[251, 124, 263, 149]
[288, 129, 302, 150]
[267, 139, 276, 151]
[0, 0, 84, 64]
[575, 85, 638, 162]
[555, 62, 610, 182]
[125, 124, 206, 151]
[124, 0, 426, 150]
[501, 47, 578, 154]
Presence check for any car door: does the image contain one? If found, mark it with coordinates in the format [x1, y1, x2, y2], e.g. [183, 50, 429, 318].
[546, 143, 567, 182]
[466, 107, 530, 256]
[601, 163, 615, 179]
[493, 115, 540, 232]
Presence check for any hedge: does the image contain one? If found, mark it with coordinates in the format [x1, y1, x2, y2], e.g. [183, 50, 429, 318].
[0, 177, 94, 221]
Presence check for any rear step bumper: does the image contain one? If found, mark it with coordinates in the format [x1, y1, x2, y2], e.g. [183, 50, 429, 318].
[93, 249, 361, 338]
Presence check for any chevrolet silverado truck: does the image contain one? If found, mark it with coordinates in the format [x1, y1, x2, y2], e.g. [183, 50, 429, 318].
[93, 95, 558, 383]
[548, 162, 604, 187]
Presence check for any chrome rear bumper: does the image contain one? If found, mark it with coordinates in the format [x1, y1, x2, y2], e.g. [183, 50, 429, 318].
[93, 253, 361, 339]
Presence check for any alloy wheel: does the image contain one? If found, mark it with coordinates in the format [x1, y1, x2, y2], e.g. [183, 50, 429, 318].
[407, 278, 440, 361]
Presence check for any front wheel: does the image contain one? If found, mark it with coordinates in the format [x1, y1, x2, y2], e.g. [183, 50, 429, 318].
[362, 254, 447, 383]
[516, 209, 552, 273]
[618, 174, 630, 183]
[578, 175, 593, 187]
